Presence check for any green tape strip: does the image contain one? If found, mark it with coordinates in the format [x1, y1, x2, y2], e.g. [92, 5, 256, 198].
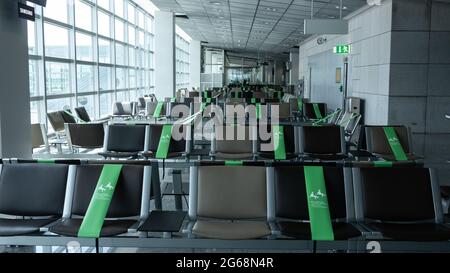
[273, 125, 286, 160]
[37, 159, 55, 164]
[277, 91, 282, 99]
[383, 127, 408, 161]
[153, 102, 164, 118]
[203, 91, 209, 98]
[297, 99, 303, 112]
[251, 98, 256, 104]
[256, 103, 262, 120]
[200, 103, 206, 112]
[78, 164, 123, 238]
[234, 92, 239, 99]
[156, 125, 173, 159]
[313, 103, 323, 119]
[304, 166, 334, 241]
[206, 98, 212, 104]
[373, 161, 393, 168]
[225, 161, 243, 166]
[171, 97, 176, 103]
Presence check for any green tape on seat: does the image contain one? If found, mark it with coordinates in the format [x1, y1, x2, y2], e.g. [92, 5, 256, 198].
[200, 103, 206, 112]
[383, 127, 408, 161]
[313, 103, 323, 119]
[251, 98, 256, 104]
[203, 91, 209, 98]
[234, 92, 239, 99]
[273, 125, 286, 160]
[225, 161, 243, 166]
[373, 161, 393, 168]
[156, 125, 173, 159]
[304, 166, 334, 241]
[171, 97, 176, 103]
[256, 103, 262, 120]
[37, 159, 55, 164]
[78, 164, 123, 238]
[206, 98, 212, 104]
[297, 99, 303, 112]
[153, 102, 164, 118]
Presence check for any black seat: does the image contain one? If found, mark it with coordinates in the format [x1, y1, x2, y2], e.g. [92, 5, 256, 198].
[66, 123, 104, 150]
[50, 164, 145, 237]
[299, 125, 347, 160]
[303, 103, 327, 120]
[98, 124, 146, 159]
[74, 107, 91, 122]
[142, 124, 186, 159]
[47, 111, 66, 132]
[258, 125, 297, 159]
[275, 166, 361, 240]
[356, 167, 450, 241]
[0, 164, 68, 236]
[61, 110, 77, 124]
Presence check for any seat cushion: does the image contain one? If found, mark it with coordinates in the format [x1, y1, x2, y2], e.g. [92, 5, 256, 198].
[142, 151, 184, 159]
[214, 152, 253, 160]
[98, 151, 140, 158]
[278, 221, 361, 240]
[367, 222, 450, 241]
[49, 219, 136, 237]
[0, 218, 58, 236]
[193, 220, 271, 240]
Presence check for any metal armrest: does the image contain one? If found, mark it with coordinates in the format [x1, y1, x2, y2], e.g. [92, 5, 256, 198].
[40, 218, 63, 233]
[127, 221, 145, 233]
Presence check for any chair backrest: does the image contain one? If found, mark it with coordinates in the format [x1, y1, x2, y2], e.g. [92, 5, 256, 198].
[259, 125, 296, 154]
[269, 103, 290, 119]
[274, 166, 348, 220]
[355, 167, 437, 222]
[74, 107, 91, 122]
[113, 102, 135, 116]
[105, 124, 146, 152]
[0, 164, 68, 216]
[138, 97, 146, 108]
[47, 111, 66, 132]
[147, 124, 186, 154]
[214, 125, 254, 154]
[31, 123, 45, 149]
[145, 101, 167, 116]
[168, 102, 191, 119]
[300, 125, 345, 154]
[196, 166, 267, 219]
[71, 165, 143, 218]
[61, 110, 77, 124]
[189, 91, 200, 98]
[303, 103, 327, 120]
[224, 102, 246, 119]
[66, 123, 105, 149]
[365, 125, 411, 155]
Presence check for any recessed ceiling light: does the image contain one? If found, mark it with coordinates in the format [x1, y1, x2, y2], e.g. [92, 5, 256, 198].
[335, 5, 348, 9]
[210, 1, 221, 5]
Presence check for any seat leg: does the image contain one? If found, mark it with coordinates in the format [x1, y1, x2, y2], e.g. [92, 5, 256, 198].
[172, 170, 183, 211]
[151, 162, 163, 210]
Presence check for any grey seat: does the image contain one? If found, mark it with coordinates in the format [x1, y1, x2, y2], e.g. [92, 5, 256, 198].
[212, 125, 255, 160]
[190, 165, 271, 239]
[0, 164, 68, 236]
[364, 125, 422, 161]
[113, 102, 135, 117]
[353, 166, 450, 241]
[65, 123, 105, 151]
[145, 101, 167, 117]
[98, 124, 146, 159]
[50, 164, 147, 237]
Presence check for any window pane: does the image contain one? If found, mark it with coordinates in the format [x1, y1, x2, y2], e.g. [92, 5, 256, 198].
[115, 43, 126, 65]
[98, 38, 112, 63]
[98, 0, 110, 10]
[115, 19, 124, 42]
[114, 0, 124, 18]
[46, 62, 70, 95]
[128, 4, 135, 24]
[98, 11, 111, 37]
[77, 95, 96, 119]
[99, 66, 112, 91]
[115, 68, 126, 89]
[44, 23, 70, 59]
[44, 0, 68, 23]
[100, 92, 114, 117]
[77, 65, 94, 93]
[116, 91, 129, 102]
[129, 46, 135, 66]
[29, 60, 40, 97]
[30, 100, 45, 124]
[75, 0, 92, 31]
[129, 69, 136, 88]
[76, 32, 94, 61]
[128, 26, 135, 45]
[27, 21, 37, 55]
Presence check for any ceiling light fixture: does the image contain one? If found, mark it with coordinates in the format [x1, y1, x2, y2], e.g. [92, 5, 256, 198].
[210, 1, 221, 5]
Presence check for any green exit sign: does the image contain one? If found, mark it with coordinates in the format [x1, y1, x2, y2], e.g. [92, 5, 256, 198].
[333, 45, 351, 54]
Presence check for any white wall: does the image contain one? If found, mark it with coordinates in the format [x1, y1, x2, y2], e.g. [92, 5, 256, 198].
[155, 11, 175, 99]
[299, 0, 393, 125]
[289, 51, 299, 85]
[189, 40, 201, 89]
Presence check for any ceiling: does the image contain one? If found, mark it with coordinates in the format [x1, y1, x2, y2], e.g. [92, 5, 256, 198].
[151, 0, 367, 59]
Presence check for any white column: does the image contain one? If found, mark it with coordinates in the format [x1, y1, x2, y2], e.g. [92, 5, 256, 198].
[154, 11, 176, 99]
[189, 40, 201, 90]
[0, 0, 32, 158]
[289, 52, 299, 85]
